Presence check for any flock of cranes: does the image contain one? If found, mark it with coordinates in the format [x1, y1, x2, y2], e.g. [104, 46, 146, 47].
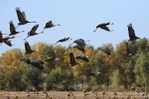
[0, 7, 141, 69]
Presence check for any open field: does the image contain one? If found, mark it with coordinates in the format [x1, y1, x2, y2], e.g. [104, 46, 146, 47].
[0, 91, 148, 99]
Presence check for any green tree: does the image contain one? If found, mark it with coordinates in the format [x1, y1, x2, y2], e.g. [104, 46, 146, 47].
[110, 69, 121, 89]
[46, 67, 74, 90]
[135, 52, 149, 93]
[125, 60, 135, 90]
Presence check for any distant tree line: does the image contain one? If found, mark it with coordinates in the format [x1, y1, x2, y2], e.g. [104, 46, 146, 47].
[0, 38, 149, 92]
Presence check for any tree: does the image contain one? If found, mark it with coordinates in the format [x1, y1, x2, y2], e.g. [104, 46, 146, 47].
[135, 52, 149, 94]
[110, 69, 121, 89]
[1, 49, 23, 68]
[125, 60, 135, 90]
[40, 45, 56, 72]
[46, 67, 74, 90]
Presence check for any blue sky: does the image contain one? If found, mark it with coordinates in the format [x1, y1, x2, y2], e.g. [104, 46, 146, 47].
[0, 0, 149, 55]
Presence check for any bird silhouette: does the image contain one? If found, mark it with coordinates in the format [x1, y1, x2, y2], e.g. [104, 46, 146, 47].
[127, 24, 140, 41]
[0, 38, 13, 47]
[94, 22, 113, 32]
[24, 41, 34, 54]
[3, 40, 12, 47]
[0, 31, 3, 40]
[72, 39, 86, 53]
[25, 24, 42, 39]
[56, 37, 71, 43]
[16, 8, 36, 25]
[44, 20, 60, 29]
[0, 32, 14, 47]
[30, 59, 44, 70]
[9, 21, 23, 36]
[21, 57, 44, 70]
[69, 52, 78, 66]
[76, 55, 89, 62]
[73, 39, 86, 48]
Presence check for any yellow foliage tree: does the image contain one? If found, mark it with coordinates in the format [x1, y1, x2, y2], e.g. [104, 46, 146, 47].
[1, 49, 23, 70]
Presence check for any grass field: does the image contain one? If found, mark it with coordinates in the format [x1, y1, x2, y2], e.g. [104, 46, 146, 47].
[0, 91, 148, 99]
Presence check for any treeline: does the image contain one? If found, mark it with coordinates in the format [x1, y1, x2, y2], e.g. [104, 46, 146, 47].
[0, 38, 149, 91]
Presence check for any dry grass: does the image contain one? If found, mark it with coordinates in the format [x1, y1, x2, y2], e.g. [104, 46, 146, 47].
[0, 91, 148, 99]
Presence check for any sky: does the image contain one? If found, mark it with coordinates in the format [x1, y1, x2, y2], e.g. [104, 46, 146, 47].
[0, 0, 149, 55]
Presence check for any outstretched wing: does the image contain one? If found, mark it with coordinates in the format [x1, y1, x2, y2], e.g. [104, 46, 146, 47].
[69, 53, 77, 66]
[101, 26, 111, 31]
[30, 60, 44, 70]
[22, 11, 27, 19]
[44, 20, 54, 28]
[74, 39, 86, 48]
[16, 8, 25, 23]
[0, 31, 3, 39]
[28, 24, 39, 36]
[128, 24, 136, 39]
[57, 37, 70, 43]
[96, 22, 110, 28]
[76, 55, 89, 62]
[25, 41, 33, 54]
[47, 20, 53, 24]
[30, 24, 39, 33]
[4, 40, 12, 47]
[9, 21, 16, 34]
[96, 22, 111, 32]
